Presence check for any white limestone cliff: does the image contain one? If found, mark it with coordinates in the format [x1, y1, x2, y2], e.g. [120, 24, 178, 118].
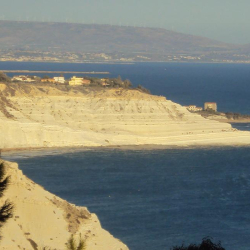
[0, 82, 250, 149]
[0, 158, 129, 250]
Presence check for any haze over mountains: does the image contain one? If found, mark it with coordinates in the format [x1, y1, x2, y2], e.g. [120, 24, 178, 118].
[0, 20, 249, 63]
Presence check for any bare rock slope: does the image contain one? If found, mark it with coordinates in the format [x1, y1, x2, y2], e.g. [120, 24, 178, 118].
[0, 82, 250, 149]
[0, 158, 129, 250]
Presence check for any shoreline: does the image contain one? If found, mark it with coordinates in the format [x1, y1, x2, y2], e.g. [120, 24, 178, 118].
[2, 141, 250, 156]
[213, 119, 250, 124]
[228, 120, 250, 124]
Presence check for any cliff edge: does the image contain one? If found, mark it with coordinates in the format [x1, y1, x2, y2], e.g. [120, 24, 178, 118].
[1, 82, 250, 148]
[0, 158, 129, 250]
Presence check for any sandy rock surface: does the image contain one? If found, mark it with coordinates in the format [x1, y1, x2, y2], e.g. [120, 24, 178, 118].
[0, 82, 250, 149]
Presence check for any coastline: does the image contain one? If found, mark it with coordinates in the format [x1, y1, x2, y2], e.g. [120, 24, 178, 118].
[2, 137, 250, 156]
[198, 116, 250, 124]
[2, 69, 110, 74]
[2, 60, 250, 64]
[221, 119, 250, 124]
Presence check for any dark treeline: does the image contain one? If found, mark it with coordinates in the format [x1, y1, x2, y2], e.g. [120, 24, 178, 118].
[85, 75, 132, 88]
[171, 238, 225, 250]
[0, 162, 14, 238]
[225, 112, 250, 120]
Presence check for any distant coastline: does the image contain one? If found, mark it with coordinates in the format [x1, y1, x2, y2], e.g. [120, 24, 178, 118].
[1, 21, 250, 64]
[2, 69, 110, 74]
[0, 61, 135, 65]
[2, 59, 250, 64]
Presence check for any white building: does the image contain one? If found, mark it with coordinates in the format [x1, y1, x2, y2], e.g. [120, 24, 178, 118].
[185, 105, 203, 112]
[53, 77, 65, 84]
[11, 75, 35, 82]
[12, 75, 26, 81]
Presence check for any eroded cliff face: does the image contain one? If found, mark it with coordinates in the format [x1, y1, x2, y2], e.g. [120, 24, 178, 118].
[0, 82, 250, 148]
[0, 159, 129, 250]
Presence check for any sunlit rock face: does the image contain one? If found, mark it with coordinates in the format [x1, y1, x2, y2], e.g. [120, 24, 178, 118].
[0, 82, 250, 149]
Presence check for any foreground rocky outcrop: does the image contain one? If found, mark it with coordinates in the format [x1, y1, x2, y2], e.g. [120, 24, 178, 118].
[0, 158, 129, 250]
[0, 82, 250, 149]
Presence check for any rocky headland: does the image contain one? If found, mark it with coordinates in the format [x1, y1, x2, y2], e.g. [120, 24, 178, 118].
[0, 82, 250, 149]
[0, 158, 128, 250]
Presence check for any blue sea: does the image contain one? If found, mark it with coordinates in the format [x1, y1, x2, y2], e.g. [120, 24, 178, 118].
[1, 62, 250, 250]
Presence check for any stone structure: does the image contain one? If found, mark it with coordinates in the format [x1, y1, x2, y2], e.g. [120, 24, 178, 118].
[204, 102, 217, 112]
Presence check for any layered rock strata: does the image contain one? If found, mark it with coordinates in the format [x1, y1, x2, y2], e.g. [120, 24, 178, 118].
[0, 82, 250, 149]
[0, 159, 129, 250]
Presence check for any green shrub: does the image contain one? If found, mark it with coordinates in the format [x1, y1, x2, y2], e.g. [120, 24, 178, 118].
[66, 234, 86, 250]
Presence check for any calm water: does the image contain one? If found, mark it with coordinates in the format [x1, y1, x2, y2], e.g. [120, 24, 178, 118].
[1, 62, 250, 249]
[3, 147, 250, 250]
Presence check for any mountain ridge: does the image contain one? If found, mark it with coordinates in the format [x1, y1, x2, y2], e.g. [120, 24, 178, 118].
[0, 20, 233, 52]
[1, 20, 249, 63]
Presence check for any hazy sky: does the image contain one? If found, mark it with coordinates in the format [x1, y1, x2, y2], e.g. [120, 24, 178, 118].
[1, 0, 250, 44]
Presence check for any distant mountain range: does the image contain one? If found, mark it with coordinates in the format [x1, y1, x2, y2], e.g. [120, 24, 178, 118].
[0, 20, 249, 63]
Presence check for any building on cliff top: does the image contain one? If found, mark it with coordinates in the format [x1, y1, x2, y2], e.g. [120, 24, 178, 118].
[184, 105, 203, 112]
[69, 76, 91, 86]
[204, 102, 217, 112]
[12, 75, 35, 82]
[41, 78, 56, 83]
[53, 76, 65, 84]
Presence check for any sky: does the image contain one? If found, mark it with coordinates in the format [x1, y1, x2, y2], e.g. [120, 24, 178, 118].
[1, 0, 250, 44]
